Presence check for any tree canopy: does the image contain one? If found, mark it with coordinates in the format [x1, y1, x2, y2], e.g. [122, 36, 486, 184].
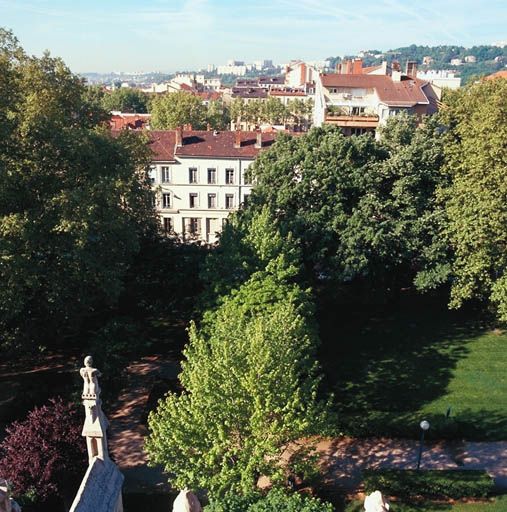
[146, 210, 331, 498]
[0, 29, 156, 350]
[437, 78, 507, 320]
[101, 87, 150, 113]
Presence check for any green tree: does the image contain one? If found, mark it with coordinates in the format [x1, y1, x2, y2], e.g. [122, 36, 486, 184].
[204, 488, 334, 512]
[0, 29, 156, 350]
[260, 97, 288, 124]
[206, 99, 230, 130]
[146, 273, 330, 497]
[146, 211, 331, 498]
[150, 90, 207, 129]
[101, 87, 149, 113]
[437, 79, 507, 319]
[249, 118, 445, 296]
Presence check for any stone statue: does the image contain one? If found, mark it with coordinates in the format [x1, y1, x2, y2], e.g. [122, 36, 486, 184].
[80, 356, 101, 398]
[364, 490, 390, 512]
[0, 479, 21, 512]
[172, 489, 202, 512]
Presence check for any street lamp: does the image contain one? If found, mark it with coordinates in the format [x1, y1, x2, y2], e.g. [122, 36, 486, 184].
[417, 420, 430, 470]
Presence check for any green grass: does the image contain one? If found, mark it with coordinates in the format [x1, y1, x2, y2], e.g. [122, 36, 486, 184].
[319, 296, 507, 440]
[344, 495, 507, 512]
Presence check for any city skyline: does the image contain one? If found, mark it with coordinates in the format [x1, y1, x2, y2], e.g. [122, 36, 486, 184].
[1, 0, 506, 73]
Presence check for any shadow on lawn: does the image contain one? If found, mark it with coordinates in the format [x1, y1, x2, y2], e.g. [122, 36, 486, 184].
[317, 293, 502, 439]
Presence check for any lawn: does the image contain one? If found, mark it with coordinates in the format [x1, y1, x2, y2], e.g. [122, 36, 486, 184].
[344, 496, 507, 511]
[318, 294, 507, 440]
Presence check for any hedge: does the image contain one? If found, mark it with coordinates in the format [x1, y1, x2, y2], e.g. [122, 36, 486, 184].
[363, 469, 494, 500]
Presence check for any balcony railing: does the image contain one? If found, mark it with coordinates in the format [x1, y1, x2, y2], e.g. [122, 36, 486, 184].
[325, 113, 379, 128]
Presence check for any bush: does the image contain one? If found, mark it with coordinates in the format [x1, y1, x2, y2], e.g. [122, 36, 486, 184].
[0, 398, 87, 504]
[204, 488, 334, 512]
[363, 469, 494, 500]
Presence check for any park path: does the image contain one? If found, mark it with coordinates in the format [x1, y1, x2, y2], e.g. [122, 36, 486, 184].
[108, 355, 180, 493]
[316, 437, 507, 491]
[105, 358, 507, 494]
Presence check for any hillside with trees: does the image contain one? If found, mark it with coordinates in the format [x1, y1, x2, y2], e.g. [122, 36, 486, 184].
[328, 43, 507, 83]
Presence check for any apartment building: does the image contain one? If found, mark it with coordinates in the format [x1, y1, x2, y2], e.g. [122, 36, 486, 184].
[148, 129, 276, 243]
[313, 59, 440, 136]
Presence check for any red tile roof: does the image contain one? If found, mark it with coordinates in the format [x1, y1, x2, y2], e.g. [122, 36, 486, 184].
[485, 70, 507, 80]
[269, 89, 307, 97]
[110, 113, 151, 130]
[147, 130, 278, 161]
[321, 73, 430, 106]
[196, 91, 222, 101]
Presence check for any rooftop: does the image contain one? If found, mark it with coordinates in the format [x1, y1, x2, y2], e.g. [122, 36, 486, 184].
[321, 73, 430, 106]
[148, 129, 278, 161]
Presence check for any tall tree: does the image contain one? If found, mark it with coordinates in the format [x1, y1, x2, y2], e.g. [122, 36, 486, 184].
[150, 91, 207, 129]
[438, 79, 507, 319]
[146, 210, 331, 498]
[249, 117, 445, 295]
[0, 29, 156, 349]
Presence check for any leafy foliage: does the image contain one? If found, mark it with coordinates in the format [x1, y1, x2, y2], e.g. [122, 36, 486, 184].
[0, 398, 86, 503]
[0, 29, 156, 350]
[204, 488, 334, 512]
[146, 212, 331, 498]
[363, 469, 494, 500]
[101, 87, 150, 113]
[150, 91, 207, 129]
[249, 118, 446, 297]
[438, 79, 507, 320]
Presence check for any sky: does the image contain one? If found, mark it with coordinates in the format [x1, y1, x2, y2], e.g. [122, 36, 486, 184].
[1, 0, 506, 73]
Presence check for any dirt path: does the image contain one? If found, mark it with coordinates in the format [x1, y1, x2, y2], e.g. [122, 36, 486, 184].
[108, 356, 180, 493]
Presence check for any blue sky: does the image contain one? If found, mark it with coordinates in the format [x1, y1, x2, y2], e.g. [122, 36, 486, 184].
[1, 0, 506, 73]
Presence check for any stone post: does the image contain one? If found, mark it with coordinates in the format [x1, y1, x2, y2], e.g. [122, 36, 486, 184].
[79, 356, 110, 465]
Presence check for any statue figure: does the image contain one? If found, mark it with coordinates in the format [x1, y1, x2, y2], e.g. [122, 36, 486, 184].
[364, 490, 390, 512]
[0, 479, 21, 512]
[80, 356, 101, 397]
[172, 489, 202, 512]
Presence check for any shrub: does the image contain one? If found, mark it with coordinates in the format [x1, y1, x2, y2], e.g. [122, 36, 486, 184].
[0, 398, 86, 503]
[204, 488, 334, 512]
[363, 469, 494, 500]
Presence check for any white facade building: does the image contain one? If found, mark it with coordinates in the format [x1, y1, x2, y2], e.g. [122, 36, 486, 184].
[148, 129, 277, 243]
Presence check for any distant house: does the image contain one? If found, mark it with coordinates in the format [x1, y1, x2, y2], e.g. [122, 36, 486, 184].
[313, 58, 441, 137]
[464, 55, 477, 63]
[450, 58, 463, 66]
[109, 112, 151, 130]
[147, 129, 278, 243]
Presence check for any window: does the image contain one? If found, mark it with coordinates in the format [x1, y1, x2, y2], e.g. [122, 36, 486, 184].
[208, 193, 216, 208]
[225, 168, 235, 184]
[225, 194, 234, 209]
[351, 106, 365, 116]
[163, 217, 173, 232]
[243, 169, 252, 185]
[243, 194, 250, 206]
[161, 166, 171, 183]
[149, 166, 156, 184]
[189, 193, 198, 208]
[207, 168, 216, 184]
[150, 194, 156, 208]
[162, 193, 171, 209]
[187, 218, 200, 235]
[189, 167, 198, 184]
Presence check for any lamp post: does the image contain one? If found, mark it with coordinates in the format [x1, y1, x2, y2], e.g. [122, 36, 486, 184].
[417, 420, 430, 470]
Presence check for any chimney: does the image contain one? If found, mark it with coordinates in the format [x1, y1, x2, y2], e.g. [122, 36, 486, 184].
[175, 126, 183, 147]
[234, 129, 241, 148]
[255, 130, 262, 149]
[345, 60, 353, 74]
[352, 58, 363, 74]
[406, 60, 417, 78]
[392, 60, 401, 72]
[392, 70, 402, 82]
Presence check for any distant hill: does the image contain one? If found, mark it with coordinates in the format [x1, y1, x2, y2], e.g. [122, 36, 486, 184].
[327, 44, 507, 84]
